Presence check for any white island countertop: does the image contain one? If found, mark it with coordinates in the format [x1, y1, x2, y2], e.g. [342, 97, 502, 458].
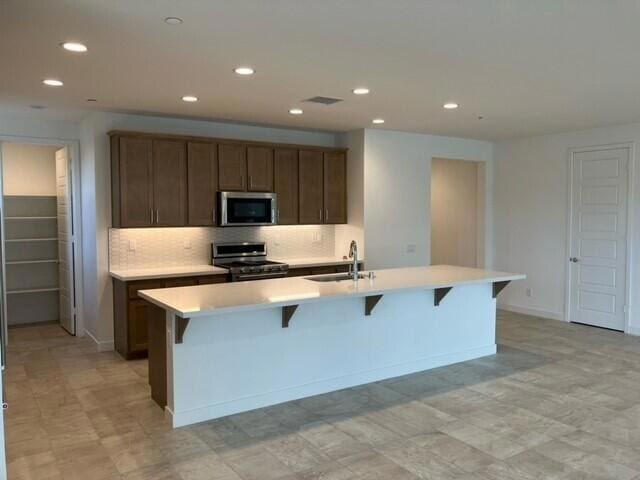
[139, 265, 525, 318]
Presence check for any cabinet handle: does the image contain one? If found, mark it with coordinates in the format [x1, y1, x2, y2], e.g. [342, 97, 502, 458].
[212, 208, 216, 224]
[319, 209, 322, 221]
[325, 209, 329, 222]
[155, 209, 159, 224]
[150, 208, 154, 225]
[249, 176, 253, 188]
[240, 175, 244, 188]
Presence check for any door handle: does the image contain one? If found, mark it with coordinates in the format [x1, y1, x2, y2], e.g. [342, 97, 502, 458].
[570, 257, 579, 263]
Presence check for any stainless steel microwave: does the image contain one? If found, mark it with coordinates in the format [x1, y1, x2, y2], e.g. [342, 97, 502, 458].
[218, 191, 278, 226]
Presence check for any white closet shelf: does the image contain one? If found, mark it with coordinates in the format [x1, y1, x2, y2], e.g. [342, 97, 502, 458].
[7, 287, 59, 295]
[5, 238, 58, 243]
[4, 216, 57, 220]
[6, 259, 59, 265]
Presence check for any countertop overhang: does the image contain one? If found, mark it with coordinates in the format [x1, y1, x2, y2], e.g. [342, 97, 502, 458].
[138, 265, 525, 319]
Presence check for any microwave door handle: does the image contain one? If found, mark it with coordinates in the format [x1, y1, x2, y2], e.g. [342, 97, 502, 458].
[272, 208, 276, 224]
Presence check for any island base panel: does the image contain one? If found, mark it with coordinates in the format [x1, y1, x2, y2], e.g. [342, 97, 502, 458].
[160, 283, 497, 428]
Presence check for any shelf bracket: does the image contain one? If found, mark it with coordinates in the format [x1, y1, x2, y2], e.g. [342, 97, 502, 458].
[282, 305, 299, 328]
[434, 287, 453, 306]
[492, 281, 511, 298]
[175, 316, 190, 344]
[365, 295, 383, 316]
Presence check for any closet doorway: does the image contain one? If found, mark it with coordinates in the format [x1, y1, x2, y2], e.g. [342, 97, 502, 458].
[0, 141, 81, 336]
[430, 157, 486, 268]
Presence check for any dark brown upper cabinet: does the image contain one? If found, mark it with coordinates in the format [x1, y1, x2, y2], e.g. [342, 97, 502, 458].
[299, 150, 324, 224]
[187, 142, 218, 226]
[323, 152, 347, 224]
[110, 131, 347, 227]
[112, 136, 154, 227]
[152, 140, 188, 226]
[218, 144, 247, 191]
[247, 146, 274, 192]
[273, 148, 299, 224]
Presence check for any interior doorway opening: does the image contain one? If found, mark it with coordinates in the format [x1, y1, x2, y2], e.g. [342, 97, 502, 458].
[0, 142, 78, 335]
[430, 157, 486, 268]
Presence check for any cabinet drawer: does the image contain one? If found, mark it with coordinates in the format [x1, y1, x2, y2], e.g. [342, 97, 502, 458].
[164, 277, 197, 288]
[287, 268, 312, 277]
[128, 280, 163, 299]
[197, 275, 228, 285]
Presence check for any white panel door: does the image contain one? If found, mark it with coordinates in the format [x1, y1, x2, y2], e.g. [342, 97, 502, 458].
[56, 147, 75, 335]
[569, 147, 629, 331]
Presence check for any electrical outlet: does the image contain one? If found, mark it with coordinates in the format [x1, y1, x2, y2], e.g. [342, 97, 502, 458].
[526, 288, 532, 297]
[128, 240, 137, 252]
[312, 232, 322, 244]
[183, 239, 192, 249]
[406, 244, 416, 253]
[274, 233, 281, 246]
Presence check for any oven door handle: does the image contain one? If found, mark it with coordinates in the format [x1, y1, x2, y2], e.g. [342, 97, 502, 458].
[233, 272, 287, 281]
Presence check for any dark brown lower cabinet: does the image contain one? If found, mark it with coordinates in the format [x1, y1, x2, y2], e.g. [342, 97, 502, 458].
[113, 274, 226, 359]
[286, 263, 363, 277]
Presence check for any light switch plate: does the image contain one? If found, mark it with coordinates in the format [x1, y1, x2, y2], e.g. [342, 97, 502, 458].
[128, 240, 137, 252]
[406, 244, 416, 253]
[183, 239, 192, 249]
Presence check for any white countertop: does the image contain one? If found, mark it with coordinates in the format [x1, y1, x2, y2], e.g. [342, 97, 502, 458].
[109, 265, 228, 281]
[109, 257, 362, 281]
[139, 265, 525, 318]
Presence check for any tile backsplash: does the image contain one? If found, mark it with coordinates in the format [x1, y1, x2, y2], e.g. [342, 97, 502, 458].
[109, 225, 336, 270]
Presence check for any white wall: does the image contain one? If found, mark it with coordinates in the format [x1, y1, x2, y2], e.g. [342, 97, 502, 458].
[363, 129, 493, 269]
[493, 122, 640, 333]
[1, 143, 58, 196]
[80, 111, 339, 346]
[335, 130, 365, 259]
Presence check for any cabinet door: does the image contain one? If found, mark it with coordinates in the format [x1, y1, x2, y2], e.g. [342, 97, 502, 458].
[153, 140, 187, 226]
[218, 144, 247, 191]
[274, 148, 298, 224]
[247, 146, 274, 192]
[187, 142, 218, 226]
[299, 150, 324, 224]
[128, 299, 151, 353]
[118, 136, 153, 227]
[323, 152, 347, 224]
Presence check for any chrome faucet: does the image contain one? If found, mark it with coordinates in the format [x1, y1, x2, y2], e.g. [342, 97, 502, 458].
[348, 240, 359, 280]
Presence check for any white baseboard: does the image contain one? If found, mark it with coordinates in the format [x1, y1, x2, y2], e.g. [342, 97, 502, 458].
[498, 303, 565, 322]
[84, 329, 114, 352]
[627, 325, 640, 336]
[168, 344, 497, 428]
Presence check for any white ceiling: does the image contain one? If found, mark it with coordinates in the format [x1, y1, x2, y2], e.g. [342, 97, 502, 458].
[3, 0, 640, 140]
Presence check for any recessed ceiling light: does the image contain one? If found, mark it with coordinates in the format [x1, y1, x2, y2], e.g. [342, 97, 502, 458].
[289, 108, 303, 115]
[372, 118, 385, 124]
[443, 102, 459, 109]
[164, 17, 183, 25]
[42, 78, 63, 87]
[352, 87, 370, 95]
[61, 42, 87, 53]
[86, 98, 98, 102]
[234, 66, 255, 75]
[29, 105, 47, 110]
[182, 95, 198, 102]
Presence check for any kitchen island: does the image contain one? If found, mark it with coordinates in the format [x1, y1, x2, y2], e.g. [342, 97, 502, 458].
[139, 265, 525, 427]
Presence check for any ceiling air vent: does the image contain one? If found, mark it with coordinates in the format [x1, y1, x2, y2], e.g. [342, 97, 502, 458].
[304, 96, 343, 105]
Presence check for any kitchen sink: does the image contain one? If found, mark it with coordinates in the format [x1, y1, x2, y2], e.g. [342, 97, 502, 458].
[305, 273, 366, 282]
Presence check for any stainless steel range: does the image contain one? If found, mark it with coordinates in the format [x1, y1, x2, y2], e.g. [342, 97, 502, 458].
[211, 242, 289, 282]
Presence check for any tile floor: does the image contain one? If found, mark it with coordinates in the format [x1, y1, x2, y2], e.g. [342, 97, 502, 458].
[6, 310, 640, 479]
